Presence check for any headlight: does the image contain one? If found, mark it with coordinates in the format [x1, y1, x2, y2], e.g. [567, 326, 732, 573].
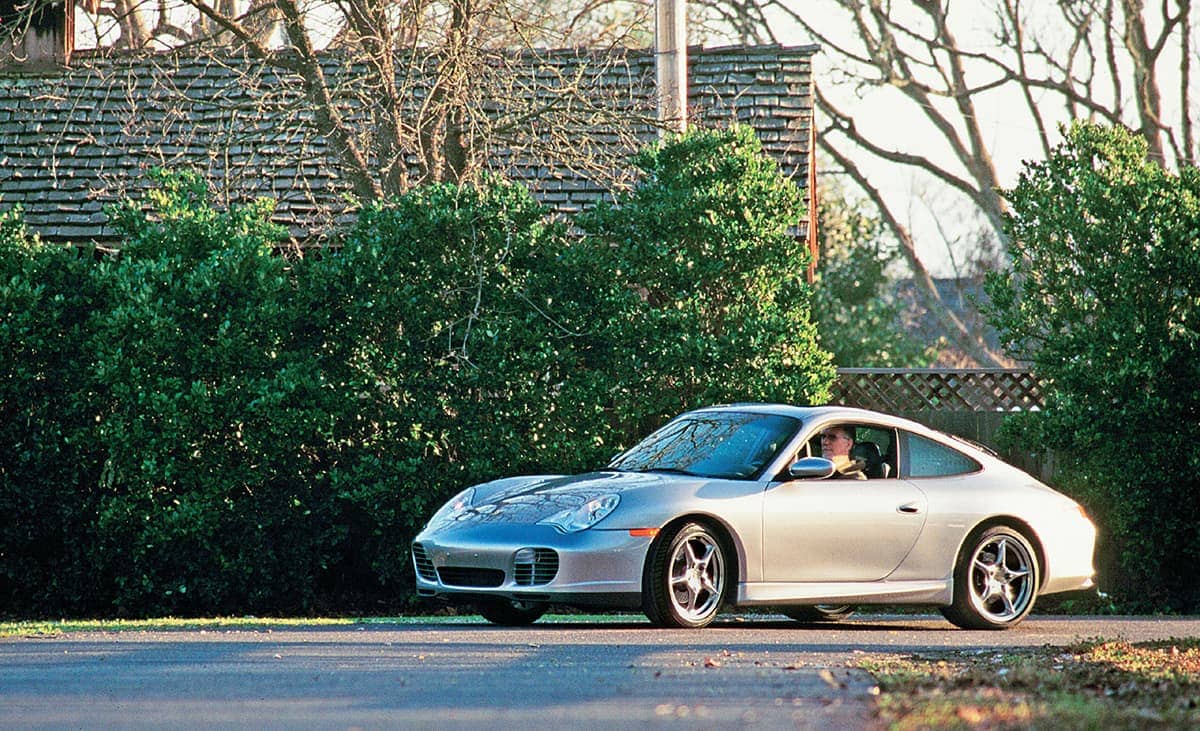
[425, 487, 476, 530]
[538, 494, 620, 533]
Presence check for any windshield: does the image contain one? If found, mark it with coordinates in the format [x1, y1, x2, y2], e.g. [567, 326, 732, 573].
[609, 412, 800, 480]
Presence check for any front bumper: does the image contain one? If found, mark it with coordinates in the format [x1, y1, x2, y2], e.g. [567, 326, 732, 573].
[412, 524, 652, 608]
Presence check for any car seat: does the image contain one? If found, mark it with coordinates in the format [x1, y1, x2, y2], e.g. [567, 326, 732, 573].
[851, 441, 890, 479]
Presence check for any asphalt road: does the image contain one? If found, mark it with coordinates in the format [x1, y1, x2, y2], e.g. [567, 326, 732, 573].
[3, 614, 1199, 730]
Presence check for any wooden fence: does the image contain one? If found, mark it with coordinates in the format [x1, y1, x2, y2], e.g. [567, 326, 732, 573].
[831, 368, 1043, 413]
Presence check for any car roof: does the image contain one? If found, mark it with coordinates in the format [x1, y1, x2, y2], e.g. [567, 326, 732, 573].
[690, 403, 990, 456]
[693, 402, 893, 422]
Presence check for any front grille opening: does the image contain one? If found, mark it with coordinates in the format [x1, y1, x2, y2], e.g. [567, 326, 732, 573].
[437, 567, 505, 588]
[513, 548, 559, 586]
[411, 543, 437, 582]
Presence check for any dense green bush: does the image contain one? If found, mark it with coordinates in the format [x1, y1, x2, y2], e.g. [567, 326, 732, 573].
[0, 125, 835, 618]
[987, 122, 1200, 611]
[0, 209, 106, 615]
[576, 125, 834, 436]
[89, 170, 344, 615]
[301, 177, 589, 592]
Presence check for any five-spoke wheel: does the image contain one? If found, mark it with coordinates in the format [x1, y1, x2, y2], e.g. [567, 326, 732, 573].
[643, 522, 727, 628]
[941, 525, 1039, 630]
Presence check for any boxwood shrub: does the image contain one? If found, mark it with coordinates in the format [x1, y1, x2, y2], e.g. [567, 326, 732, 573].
[0, 126, 833, 617]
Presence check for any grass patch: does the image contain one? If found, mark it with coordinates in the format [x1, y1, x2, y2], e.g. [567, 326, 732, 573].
[856, 638, 1200, 729]
[0, 613, 650, 638]
[0, 616, 360, 638]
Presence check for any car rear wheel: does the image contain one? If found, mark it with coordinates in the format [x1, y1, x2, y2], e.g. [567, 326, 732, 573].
[643, 522, 727, 628]
[477, 599, 548, 626]
[941, 525, 1039, 630]
[782, 605, 855, 623]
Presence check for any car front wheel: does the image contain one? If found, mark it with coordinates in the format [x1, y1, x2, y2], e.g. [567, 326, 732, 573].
[643, 522, 728, 628]
[477, 599, 548, 626]
[941, 525, 1039, 630]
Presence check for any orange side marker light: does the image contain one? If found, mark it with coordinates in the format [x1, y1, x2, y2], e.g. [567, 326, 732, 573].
[629, 528, 659, 538]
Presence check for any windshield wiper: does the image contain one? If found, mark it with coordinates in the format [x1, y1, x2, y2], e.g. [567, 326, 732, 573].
[609, 465, 708, 477]
[643, 466, 705, 476]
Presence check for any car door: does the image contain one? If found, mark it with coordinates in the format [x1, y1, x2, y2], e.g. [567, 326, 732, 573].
[760, 424, 928, 583]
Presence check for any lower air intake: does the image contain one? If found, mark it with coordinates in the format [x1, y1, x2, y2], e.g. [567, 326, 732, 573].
[513, 548, 559, 586]
[437, 567, 505, 588]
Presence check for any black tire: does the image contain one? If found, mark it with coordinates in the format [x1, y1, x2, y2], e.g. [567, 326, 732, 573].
[642, 522, 728, 628]
[782, 605, 855, 623]
[940, 525, 1039, 630]
[477, 599, 548, 626]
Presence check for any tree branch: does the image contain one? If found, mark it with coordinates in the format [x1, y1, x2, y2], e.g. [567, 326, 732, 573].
[819, 128, 1009, 366]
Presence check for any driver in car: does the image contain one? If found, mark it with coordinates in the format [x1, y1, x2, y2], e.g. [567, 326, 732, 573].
[819, 426, 867, 480]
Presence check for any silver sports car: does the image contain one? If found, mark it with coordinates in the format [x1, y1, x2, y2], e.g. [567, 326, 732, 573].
[412, 404, 1096, 629]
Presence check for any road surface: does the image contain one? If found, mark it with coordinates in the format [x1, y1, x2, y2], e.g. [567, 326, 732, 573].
[3, 614, 1199, 729]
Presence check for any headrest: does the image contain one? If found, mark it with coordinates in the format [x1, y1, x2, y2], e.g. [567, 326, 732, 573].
[851, 441, 882, 461]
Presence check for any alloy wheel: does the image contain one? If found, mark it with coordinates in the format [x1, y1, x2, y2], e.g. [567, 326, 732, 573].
[967, 532, 1035, 623]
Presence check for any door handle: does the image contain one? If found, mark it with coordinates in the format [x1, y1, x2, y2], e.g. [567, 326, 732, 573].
[897, 502, 922, 515]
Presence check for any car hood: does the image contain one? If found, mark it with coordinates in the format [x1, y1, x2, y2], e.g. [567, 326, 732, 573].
[439, 470, 701, 528]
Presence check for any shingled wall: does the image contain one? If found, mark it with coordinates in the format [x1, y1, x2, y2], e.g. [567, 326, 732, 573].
[0, 44, 815, 244]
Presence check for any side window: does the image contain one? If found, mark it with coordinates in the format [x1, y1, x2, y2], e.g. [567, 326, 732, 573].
[902, 432, 981, 478]
[804, 424, 897, 479]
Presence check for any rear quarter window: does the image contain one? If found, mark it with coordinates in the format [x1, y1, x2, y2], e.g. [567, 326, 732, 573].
[903, 432, 981, 478]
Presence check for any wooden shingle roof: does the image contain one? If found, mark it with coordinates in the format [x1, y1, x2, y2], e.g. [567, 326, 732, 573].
[0, 44, 816, 244]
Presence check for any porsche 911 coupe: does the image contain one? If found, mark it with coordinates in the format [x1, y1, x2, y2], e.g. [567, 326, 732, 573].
[412, 404, 1096, 629]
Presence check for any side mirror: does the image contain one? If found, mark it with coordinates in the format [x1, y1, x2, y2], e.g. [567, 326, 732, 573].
[788, 457, 836, 480]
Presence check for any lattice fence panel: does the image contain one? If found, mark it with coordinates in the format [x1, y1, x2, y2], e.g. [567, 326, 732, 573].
[831, 369, 1045, 412]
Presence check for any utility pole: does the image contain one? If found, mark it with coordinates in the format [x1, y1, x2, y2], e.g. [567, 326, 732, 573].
[655, 0, 687, 135]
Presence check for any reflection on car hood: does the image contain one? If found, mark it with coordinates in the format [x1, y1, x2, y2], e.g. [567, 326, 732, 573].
[442, 471, 698, 528]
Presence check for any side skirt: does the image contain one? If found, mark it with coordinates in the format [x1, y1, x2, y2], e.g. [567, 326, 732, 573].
[737, 580, 952, 606]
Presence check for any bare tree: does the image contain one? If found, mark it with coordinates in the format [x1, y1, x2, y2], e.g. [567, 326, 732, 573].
[700, 0, 1197, 365]
[53, 0, 663, 202]
[37, 0, 818, 204]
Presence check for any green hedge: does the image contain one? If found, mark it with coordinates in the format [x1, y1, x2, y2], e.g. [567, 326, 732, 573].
[987, 122, 1200, 612]
[577, 125, 834, 431]
[0, 207, 106, 615]
[0, 126, 831, 618]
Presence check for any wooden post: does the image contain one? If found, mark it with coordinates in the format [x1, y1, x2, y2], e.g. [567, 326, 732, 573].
[807, 99, 819, 283]
[655, 0, 687, 134]
[0, 0, 73, 68]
